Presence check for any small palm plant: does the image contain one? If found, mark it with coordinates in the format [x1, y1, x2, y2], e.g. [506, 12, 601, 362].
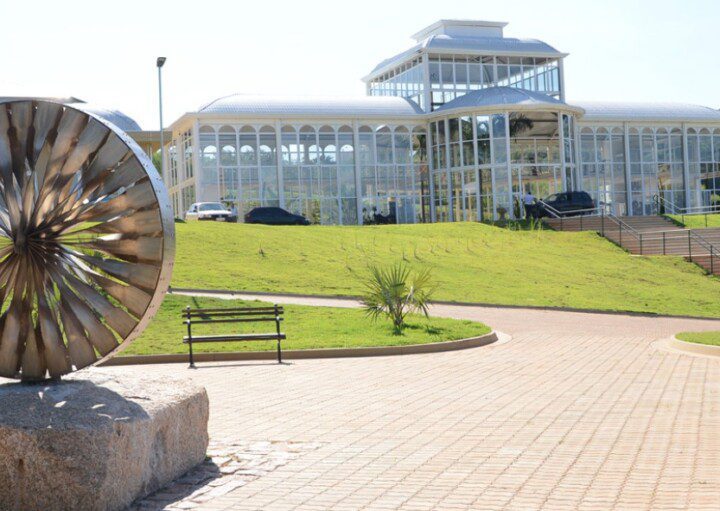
[361, 262, 434, 335]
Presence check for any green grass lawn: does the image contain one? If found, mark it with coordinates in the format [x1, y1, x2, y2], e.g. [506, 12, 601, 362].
[171, 222, 720, 318]
[122, 295, 490, 356]
[675, 331, 720, 347]
[668, 213, 720, 229]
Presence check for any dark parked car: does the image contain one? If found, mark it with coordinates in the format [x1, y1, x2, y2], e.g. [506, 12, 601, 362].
[244, 207, 310, 225]
[536, 191, 595, 218]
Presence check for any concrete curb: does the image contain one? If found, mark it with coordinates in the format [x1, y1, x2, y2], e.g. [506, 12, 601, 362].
[168, 287, 720, 321]
[666, 336, 720, 358]
[99, 331, 498, 367]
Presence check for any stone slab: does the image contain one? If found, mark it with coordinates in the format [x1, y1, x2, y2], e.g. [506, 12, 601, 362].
[0, 369, 209, 511]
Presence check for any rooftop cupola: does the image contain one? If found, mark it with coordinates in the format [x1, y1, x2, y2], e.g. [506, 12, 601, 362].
[411, 19, 508, 42]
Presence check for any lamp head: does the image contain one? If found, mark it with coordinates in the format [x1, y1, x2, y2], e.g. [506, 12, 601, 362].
[156, 57, 166, 68]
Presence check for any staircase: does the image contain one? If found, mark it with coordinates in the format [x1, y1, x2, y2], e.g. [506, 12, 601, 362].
[545, 215, 720, 276]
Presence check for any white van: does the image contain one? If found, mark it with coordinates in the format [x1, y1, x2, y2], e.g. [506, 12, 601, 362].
[185, 202, 233, 221]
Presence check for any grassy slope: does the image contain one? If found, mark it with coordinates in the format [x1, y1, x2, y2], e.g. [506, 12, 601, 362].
[171, 222, 720, 318]
[676, 331, 720, 347]
[668, 214, 720, 229]
[123, 295, 490, 356]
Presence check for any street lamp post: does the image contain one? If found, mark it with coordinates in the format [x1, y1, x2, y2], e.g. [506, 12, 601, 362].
[157, 57, 166, 178]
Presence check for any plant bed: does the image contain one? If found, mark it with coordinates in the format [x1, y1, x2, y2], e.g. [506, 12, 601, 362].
[676, 331, 720, 347]
[120, 295, 491, 357]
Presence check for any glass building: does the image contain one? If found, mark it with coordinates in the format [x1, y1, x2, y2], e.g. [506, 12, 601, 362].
[164, 20, 720, 223]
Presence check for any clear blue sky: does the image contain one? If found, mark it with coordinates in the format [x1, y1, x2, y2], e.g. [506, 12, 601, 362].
[3, 0, 718, 129]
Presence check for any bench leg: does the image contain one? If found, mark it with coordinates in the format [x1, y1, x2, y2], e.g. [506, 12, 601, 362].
[186, 310, 196, 369]
[188, 338, 196, 369]
[277, 339, 282, 364]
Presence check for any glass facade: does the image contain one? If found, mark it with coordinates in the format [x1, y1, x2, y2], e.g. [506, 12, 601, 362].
[190, 123, 430, 225]
[687, 128, 720, 210]
[431, 110, 573, 222]
[428, 55, 560, 110]
[580, 127, 627, 215]
[368, 58, 425, 111]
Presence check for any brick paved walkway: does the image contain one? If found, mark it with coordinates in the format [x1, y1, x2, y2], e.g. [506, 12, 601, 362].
[110, 297, 720, 510]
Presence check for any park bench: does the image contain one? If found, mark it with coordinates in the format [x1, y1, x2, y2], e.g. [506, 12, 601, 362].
[183, 304, 285, 367]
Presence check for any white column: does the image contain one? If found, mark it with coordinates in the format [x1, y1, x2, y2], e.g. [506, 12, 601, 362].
[444, 117, 453, 221]
[504, 112, 512, 218]
[390, 126, 397, 223]
[682, 123, 691, 210]
[421, 53, 432, 113]
[214, 128, 220, 202]
[191, 120, 201, 204]
[334, 127, 342, 225]
[235, 128, 241, 212]
[558, 115, 567, 191]
[488, 115, 497, 221]
[352, 121, 363, 225]
[425, 124, 436, 222]
[275, 120, 285, 209]
[623, 123, 632, 216]
[471, 115, 481, 221]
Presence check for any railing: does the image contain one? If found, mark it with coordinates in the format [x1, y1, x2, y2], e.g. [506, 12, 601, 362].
[536, 200, 601, 231]
[544, 197, 719, 274]
[655, 194, 718, 227]
[602, 213, 642, 249]
[603, 223, 718, 274]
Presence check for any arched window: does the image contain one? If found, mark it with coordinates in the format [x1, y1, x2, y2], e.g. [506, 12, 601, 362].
[259, 126, 276, 166]
[580, 127, 595, 163]
[221, 145, 236, 165]
[358, 126, 374, 165]
[412, 127, 428, 167]
[319, 125, 336, 164]
[338, 126, 354, 165]
[281, 125, 298, 164]
[199, 126, 216, 168]
[239, 126, 256, 165]
[376, 126, 393, 164]
[202, 145, 217, 164]
[299, 126, 317, 164]
[394, 126, 412, 164]
[218, 126, 237, 166]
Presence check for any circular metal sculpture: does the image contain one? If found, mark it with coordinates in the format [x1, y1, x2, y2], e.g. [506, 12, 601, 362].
[0, 99, 174, 381]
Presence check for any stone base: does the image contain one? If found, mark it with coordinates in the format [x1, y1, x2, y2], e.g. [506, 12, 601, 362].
[0, 369, 209, 511]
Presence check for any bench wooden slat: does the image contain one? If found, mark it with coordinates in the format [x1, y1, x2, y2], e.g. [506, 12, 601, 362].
[184, 311, 283, 320]
[187, 317, 281, 325]
[183, 307, 283, 316]
[183, 333, 286, 343]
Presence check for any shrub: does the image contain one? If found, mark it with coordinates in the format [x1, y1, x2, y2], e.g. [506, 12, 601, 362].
[361, 262, 434, 335]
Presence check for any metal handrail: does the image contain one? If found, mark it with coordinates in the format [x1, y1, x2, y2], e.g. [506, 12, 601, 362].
[536, 199, 562, 219]
[536, 200, 602, 218]
[601, 213, 641, 249]
[628, 226, 718, 273]
[655, 194, 718, 216]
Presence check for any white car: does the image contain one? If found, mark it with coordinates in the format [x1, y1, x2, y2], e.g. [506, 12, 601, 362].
[185, 202, 233, 221]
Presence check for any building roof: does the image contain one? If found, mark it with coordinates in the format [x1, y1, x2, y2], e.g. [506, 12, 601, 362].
[197, 94, 425, 118]
[411, 20, 508, 42]
[433, 87, 583, 115]
[79, 104, 142, 131]
[364, 34, 565, 81]
[0, 96, 142, 131]
[575, 101, 720, 123]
